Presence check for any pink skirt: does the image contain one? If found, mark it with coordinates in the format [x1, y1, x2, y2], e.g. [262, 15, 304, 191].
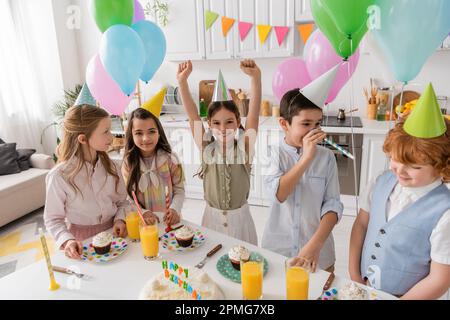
[68, 218, 114, 242]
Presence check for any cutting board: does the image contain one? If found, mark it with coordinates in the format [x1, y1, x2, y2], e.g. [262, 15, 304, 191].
[199, 80, 239, 108]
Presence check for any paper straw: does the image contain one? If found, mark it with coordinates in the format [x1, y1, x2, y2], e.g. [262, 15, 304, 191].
[324, 138, 355, 160]
[132, 191, 147, 226]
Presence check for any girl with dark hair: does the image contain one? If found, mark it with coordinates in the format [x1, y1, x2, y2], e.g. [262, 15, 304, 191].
[122, 108, 185, 227]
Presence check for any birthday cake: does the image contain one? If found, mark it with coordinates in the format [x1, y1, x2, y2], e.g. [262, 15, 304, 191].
[139, 261, 224, 300]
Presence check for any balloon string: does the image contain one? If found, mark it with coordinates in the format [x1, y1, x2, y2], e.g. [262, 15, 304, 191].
[397, 82, 406, 123]
[347, 36, 359, 215]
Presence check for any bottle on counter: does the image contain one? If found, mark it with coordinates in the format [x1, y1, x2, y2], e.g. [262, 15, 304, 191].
[199, 98, 207, 118]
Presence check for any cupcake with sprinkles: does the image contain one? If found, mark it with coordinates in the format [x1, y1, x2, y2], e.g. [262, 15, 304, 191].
[174, 226, 195, 247]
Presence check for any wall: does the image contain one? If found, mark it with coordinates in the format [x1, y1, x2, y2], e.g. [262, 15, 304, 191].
[66, 0, 450, 118]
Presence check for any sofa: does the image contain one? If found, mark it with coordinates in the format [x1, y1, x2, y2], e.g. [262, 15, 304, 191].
[0, 153, 54, 227]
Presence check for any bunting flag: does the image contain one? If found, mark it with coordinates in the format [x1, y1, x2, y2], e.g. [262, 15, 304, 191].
[297, 23, 315, 44]
[274, 26, 290, 46]
[221, 16, 235, 37]
[205, 10, 219, 30]
[257, 25, 272, 44]
[238, 21, 253, 41]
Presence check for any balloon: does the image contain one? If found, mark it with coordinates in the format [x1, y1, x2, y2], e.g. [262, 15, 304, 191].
[131, 20, 167, 82]
[311, 0, 367, 58]
[132, 0, 145, 24]
[318, 0, 374, 37]
[99, 25, 145, 95]
[86, 55, 133, 115]
[272, 58, 312, 102]
[90, 0, 134, 33]
[372, 0, 450, 83]
[304, 30, 360, 104]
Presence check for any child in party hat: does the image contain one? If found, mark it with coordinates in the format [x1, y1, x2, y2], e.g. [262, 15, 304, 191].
[349, 83, 450, 299]
[261, 64, 343, 272]
[177, 60, 261, 245]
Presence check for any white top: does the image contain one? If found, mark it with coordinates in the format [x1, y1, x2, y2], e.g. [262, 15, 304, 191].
[261, 137, 344, 269]
[360, 175, 450, 265]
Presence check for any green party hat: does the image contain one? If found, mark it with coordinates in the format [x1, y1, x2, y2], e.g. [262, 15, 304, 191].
[403, 83, 446, 138]
[212, 70, 232, 102]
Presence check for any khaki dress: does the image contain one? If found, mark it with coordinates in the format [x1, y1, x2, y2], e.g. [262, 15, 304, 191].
[198, 135, 258, 245]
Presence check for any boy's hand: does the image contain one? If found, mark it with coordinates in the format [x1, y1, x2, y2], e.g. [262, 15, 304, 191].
[240, 59, 261, 79]
[164, 209, 181, 226]
[143, 211, 160, 225]
[301, 128, 326, 163]
[113, 220, 127, 238]
[63, 239, 83, 260]
[177, 60, 192, 83]
[293, 241, 322, 272]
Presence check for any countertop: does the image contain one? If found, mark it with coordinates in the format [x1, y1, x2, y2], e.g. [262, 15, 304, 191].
[0, 219, 396, 300]
[158, 114, 393, 135]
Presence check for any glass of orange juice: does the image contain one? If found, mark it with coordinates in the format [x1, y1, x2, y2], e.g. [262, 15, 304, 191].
[125, 211, 141, 242]
[241, 256, 263, 300]
[285, 257, 309, 300]
[139, 222, 159, 260]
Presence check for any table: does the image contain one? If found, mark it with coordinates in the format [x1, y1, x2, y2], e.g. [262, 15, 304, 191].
[0, 220, 396, 300]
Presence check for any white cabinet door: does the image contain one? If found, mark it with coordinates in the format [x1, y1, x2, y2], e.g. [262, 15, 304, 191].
[233, 0, 264, 59]
[151, 0, 205, 61]
[360, 134, 388, 191]
[167, 127, 204, 199]
[204, 0, 235, 59]
[295, 0, 313, 22]
[264, 0, 295, 57]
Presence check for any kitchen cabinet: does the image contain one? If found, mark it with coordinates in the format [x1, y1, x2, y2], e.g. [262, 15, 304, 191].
[203, 0, 235, 59]
[295, 0, 313, 22]
[359, 133, 389, 191]
[160, 0, 295, 61]
[148, 0, 206, 61]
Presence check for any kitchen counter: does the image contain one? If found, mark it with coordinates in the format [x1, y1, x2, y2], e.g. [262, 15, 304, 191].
[158, 114, 393, 135]
[0, 219, 396, 300]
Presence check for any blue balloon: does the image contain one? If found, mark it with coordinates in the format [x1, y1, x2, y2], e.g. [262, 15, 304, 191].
[372, 0, 450, 83]
[99, 25, 145, 95]
[132, 20, 167, 82]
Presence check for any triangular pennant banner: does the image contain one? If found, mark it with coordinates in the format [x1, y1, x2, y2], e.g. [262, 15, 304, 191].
[238, 21, 253, 41]
[274, 26, 290, 46]
[297, 23, 315, 44]
[257, 25, 272, 44]
[205, 10, 219, 30]
[221, 16, 235, 37]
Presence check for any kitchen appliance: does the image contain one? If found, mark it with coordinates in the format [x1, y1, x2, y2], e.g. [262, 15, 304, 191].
[337, 109, 346, 121]
[320, 131, 363, 195]
[321, 115, 363, 128]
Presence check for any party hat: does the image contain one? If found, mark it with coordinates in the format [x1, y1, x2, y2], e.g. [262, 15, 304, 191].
[142, 87, 167, 118]
[403, 83, 446, 138]
[74, 83, 97, 106]
[212, 70, 232, 102]
[300, 63, 340, 108]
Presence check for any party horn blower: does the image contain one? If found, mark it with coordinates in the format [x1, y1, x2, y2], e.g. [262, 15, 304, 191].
[324, 138, 355, 160]
[131, 191, 148, 226]
[38, 228, 60, 291]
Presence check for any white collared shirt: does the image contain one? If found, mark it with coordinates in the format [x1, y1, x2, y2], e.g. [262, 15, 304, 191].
[261, 137, 344, 269]
[360, 174, 450, 265]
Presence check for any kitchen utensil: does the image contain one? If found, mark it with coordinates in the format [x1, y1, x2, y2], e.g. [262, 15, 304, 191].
[337, 109, 346, 121]
[195, 244, 223, 269]
[52, 266, 92, 280]
[316, 272, 335, 300]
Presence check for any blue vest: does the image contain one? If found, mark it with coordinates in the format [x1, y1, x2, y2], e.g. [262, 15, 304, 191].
[361, 171, 450, 296]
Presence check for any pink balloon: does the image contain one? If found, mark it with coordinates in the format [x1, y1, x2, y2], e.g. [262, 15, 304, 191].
[132, 0, 145, 24]
[304, 30, 360, 104]
[86, 54, 133, 115]
[272, 58, 312, 102]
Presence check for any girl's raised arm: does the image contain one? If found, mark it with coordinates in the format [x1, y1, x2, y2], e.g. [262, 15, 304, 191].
[177, 60, 205, 150]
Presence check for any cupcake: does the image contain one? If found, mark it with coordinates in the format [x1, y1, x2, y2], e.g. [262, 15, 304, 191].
[228, 246, 250, 270]
[174, 226, 195, 247]
[92, 232, 113, 255]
